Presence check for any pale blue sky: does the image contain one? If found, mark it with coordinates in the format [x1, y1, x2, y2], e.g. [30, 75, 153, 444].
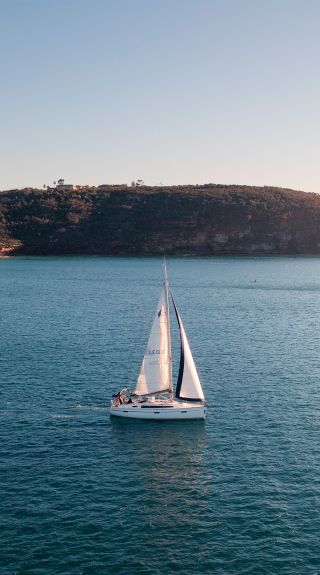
[1, 0, 319, 192]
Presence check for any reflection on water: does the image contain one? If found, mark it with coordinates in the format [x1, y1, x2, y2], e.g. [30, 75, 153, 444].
[109, 419, 215, 563]
[110, 420, 209, 485]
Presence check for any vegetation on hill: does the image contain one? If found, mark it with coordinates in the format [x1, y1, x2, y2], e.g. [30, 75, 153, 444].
[1, 184, 320, 255]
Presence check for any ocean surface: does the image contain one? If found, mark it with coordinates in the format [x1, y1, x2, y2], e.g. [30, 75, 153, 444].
[1, 256, 319, 575]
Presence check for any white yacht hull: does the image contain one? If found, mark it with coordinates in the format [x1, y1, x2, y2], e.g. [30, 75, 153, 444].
[110, 400, 206, 420]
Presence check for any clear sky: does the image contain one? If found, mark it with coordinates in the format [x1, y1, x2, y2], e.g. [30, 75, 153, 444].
[0, 0, 319, 192]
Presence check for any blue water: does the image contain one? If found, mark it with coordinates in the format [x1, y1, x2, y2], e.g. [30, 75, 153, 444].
[1, 256, 319, 575]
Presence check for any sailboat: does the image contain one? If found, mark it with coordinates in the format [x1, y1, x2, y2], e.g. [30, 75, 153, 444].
[110, 261, 206, 420]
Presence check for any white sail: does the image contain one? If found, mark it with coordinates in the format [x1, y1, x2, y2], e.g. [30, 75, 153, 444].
[134, 288, 171, 395]
[172, 297, 204, 401]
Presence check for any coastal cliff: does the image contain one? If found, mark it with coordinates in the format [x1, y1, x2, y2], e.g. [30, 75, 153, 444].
[1, 184, 320, 255]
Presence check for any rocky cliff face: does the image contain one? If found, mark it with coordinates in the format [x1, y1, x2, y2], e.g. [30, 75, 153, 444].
[1, 184, 320, 255]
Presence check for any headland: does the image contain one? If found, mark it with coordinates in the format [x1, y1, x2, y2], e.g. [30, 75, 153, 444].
[1, 183, 320, 256]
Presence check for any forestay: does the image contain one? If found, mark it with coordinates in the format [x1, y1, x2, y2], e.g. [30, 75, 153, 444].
[134, 288, 171, 395]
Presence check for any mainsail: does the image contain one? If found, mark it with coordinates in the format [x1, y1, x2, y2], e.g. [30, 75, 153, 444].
[171, 295, 204, 401]
[134, 288, 171, 395]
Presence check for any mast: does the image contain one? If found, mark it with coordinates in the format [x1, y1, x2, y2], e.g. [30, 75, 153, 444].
[163, 256, 173, 398]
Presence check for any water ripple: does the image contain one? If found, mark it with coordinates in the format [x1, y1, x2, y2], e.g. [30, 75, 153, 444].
[1, 256, 320, 574]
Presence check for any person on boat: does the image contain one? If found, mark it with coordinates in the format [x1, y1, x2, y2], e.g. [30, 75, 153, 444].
[113, 388, 133, 406]
[112, 391, 124, 406]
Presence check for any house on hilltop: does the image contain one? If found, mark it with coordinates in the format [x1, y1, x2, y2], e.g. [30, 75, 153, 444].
[54, 179, 92, 192]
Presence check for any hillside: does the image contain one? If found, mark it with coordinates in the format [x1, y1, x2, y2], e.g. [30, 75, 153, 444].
[1, 184, 320, 255]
